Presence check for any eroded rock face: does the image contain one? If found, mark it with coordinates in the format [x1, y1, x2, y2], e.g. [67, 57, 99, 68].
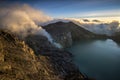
[43, 22, 106, 48]
[0, 30, 38, 80]
[0, 30, 94, 80]
[25, 35, 56, 55]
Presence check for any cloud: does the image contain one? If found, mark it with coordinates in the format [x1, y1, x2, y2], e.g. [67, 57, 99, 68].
[92, 19, 101, 22]
[75, 20, 120, 35]
[83, 19, 90, 22]
[0, 4, 61, 48]
[42, 17, 120, 36]
[0, 4, 52, 36]
[41, 18, 70, 26]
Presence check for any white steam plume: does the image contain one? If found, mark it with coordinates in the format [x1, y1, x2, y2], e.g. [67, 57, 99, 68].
[0, 4, 62, 48]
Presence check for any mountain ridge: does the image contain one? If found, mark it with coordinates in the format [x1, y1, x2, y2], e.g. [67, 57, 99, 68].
[43, 21, 107, 48]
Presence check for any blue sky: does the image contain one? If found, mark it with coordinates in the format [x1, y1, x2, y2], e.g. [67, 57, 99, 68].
[1, 0, 120, 18]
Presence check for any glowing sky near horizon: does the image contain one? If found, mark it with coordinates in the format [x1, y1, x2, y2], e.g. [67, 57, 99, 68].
[0, 0, 120, 18]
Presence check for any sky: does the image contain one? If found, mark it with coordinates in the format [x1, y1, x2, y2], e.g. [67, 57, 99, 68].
[0, 0, 120, 18]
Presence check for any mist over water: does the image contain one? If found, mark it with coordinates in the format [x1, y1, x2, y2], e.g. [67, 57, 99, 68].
[67, 39, 120, 80]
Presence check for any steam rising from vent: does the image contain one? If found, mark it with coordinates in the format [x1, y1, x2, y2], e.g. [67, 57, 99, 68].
[0, 4, 62, 48]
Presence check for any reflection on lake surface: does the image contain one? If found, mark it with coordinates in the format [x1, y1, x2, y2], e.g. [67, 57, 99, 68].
[67, 39, 120, 80]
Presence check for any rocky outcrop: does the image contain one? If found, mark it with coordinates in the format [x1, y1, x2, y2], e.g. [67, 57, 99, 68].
[0, 30, 94, 80]
[0, 30, 37, 80]
[43, 22, 107, 48]
[111, 32, 120, 43]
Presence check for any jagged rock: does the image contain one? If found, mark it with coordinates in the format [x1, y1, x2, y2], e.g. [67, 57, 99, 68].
[0, 30, 94, 80]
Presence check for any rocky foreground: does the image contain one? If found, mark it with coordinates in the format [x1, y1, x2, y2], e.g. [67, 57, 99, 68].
[0, 30, 95, 80]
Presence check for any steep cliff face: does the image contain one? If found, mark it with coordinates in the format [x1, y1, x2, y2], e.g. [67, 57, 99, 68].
[0, 30, 38, 80]
[43, 22, 107, 48]
[0, 30, 94, 80]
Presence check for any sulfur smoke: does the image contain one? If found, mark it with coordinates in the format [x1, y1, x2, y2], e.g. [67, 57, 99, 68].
[0, 4, 62, 48]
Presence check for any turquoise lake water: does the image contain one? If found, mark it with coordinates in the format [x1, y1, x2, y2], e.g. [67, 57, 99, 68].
[67, 39, 120, 80]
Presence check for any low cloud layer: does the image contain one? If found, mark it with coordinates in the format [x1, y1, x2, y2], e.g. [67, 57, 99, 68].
[47, 18, 120, 36]
[73, 19, 120, 35]
[0, 4, 61, 48]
